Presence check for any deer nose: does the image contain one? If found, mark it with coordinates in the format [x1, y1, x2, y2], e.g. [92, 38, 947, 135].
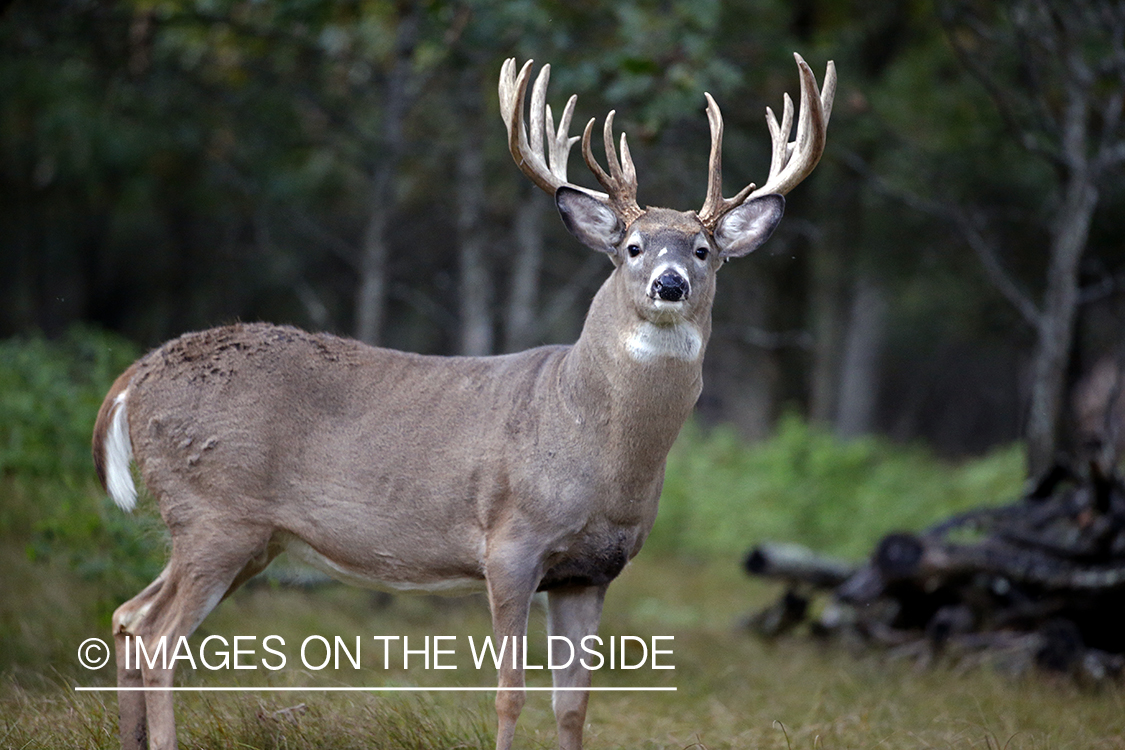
[652, 271, 689, 302]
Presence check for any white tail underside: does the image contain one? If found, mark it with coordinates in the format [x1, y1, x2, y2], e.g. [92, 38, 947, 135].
[105, 389, 137, 512]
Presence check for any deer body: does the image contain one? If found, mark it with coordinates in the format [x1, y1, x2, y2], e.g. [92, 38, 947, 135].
[114, 271, 706, 595]
[96, 56, 833, 750]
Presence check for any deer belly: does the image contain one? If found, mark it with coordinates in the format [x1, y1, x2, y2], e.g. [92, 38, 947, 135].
[282, 536, 487, 595]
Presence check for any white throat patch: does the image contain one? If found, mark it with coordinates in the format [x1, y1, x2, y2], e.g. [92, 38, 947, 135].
[624, 321, 703, 363]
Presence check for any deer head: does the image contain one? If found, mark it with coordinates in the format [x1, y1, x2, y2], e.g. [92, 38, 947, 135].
[499, 55, 836, 339]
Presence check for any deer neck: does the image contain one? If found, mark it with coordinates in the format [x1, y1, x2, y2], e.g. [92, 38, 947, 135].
[559, 270, 710, 455]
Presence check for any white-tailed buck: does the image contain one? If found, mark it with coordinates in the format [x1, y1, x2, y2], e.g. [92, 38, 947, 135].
[93, 54, 834, 750]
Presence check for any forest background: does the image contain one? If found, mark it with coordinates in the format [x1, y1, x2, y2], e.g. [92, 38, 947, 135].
[6, 0, 1125, 470]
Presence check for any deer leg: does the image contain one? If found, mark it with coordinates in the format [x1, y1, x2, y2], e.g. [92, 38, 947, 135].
[485, 554, 541, 750]
[547, 585, 607, 750]
[222, 536, 284, 598]
[113, 569, 169, 750]
[123, 525, 273, 750]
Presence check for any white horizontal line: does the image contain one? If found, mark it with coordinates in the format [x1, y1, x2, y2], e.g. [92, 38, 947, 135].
[74, 686, 675, 692]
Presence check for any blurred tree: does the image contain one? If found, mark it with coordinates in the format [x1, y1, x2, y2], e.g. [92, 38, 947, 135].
[939, 0, 1125, 474]
[781, 0, 919, 440]
[10, 0, 1125, 457]
[355, 3, 422, 346]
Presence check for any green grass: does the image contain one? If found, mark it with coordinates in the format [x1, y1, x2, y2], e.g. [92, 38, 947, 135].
[3, 558, 1125, 748]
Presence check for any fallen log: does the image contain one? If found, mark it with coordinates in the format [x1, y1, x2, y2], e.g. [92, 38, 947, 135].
[743, 542, 857, 588]
[741, 460, 1125, 681]
[872, 533, 1125, 593]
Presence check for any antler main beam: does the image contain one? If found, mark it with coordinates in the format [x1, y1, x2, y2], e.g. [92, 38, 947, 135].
[698, 53, 836, 230]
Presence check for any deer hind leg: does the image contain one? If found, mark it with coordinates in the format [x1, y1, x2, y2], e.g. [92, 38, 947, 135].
[116, 522, 275, 750]
[485, 552, 542, 750]
[114, 569, 169, 750]
[547, 585, 607, 750]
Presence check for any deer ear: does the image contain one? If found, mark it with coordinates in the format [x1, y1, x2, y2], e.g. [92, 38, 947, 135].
[714, 194, 785, 259]
[555, 186, 626, 256]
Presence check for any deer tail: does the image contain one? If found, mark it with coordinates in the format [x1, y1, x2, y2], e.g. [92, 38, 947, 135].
[92, 363, 138, 512]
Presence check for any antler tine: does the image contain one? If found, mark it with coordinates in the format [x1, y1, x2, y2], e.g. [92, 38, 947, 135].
[580, 117, 611, 187]
[697, 93, 757, 229]
[528, 60, 550, 171]
[617, 128, 638, 195]
[581, 111, 644, 225]
[546, 95, 580, 179]
[499, 58, 605, 199]
[499, 59, 548, 193]
[697, 53, 835, 230]
[764, 92, 794, 188]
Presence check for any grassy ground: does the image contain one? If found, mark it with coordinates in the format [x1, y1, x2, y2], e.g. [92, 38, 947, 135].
[3, 555, 1124, 749]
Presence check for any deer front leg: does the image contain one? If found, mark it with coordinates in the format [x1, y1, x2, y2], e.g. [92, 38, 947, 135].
[485, 554, 541, 750]
[547, 585, 607, 750]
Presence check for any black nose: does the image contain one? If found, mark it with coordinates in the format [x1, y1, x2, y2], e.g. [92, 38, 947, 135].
[652, 272, 688, 302]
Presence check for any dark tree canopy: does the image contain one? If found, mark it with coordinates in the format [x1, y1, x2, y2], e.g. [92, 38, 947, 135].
[4, 0, 1125, 464]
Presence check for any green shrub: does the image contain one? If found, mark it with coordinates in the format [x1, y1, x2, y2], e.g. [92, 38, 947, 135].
[652, 414, 1025, 561]
[0, 325, 139, 479]
[0, 328, 163, 671]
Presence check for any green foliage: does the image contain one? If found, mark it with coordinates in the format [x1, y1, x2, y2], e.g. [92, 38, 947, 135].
[0, 326, 138, 478]
[653, 415, 1025, 561]
[0, 328, 163, 671]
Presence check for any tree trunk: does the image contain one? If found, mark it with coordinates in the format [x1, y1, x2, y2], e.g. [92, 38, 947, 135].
[355, 170, 393, 345]
[353, 10, 417, 345]
[807, 239, 846, 424]
[808, 169, 856, 426]
[1026, 177, 1098, 475]
[456, 71, 493, 357]
[710, 267, 779, 441]
[835, 273, 887, 439]
[503, 188, 547, 352]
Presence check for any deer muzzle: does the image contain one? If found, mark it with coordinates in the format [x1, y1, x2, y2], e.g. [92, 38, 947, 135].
[651, 271, 689, 302]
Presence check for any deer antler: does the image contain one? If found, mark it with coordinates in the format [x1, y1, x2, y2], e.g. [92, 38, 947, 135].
[580, 111, 644, 225]
[499, 58, 644, 225]
[499, 58, 582, 196]
[697, 53, 836, 231]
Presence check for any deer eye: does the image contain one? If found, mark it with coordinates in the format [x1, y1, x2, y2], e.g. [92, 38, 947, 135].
[694, 246, 709, 260]
[627, 244, 642, 258]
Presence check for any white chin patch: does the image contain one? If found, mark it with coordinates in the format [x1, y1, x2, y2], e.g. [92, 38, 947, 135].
[624, 321, 703, 363]
[650, 298, 685, 310]
[645, 298, 689, 326]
